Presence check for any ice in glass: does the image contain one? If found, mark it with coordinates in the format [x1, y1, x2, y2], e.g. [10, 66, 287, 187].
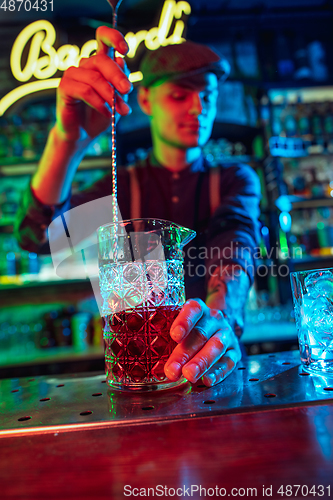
[291, 268, 333, 374]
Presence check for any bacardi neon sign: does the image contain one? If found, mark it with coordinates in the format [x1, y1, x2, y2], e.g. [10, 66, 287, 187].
[0, 0, 190, 115]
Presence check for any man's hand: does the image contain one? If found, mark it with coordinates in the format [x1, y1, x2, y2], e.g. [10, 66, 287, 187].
[56, 26, 132, 142]
[164, 299, 241, 387]
[31, 26, 133, 205]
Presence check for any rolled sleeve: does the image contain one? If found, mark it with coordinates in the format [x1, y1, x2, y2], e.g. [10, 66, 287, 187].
[14, 183, 70, 254]
[14, 170, 130, 254]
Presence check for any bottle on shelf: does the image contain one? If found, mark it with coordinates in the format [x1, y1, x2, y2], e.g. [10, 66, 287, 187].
[271, 102, 284, 137]
[0, 118, 8, 158]
[281, 104, 298, 137]
[323, 101, 333, 152]
[71, 311, 93, 350]
[20, 124, 36, 160]
[8, 118, 23, 159]
[309, 103, 325, 152]
[295, 98, 312, 141]
[275, 34, 295, 81]
[293, 35, 312, 81]
[308, 41, 329, 82]
[234, 37, 260, 80]
[260, 94, 272, 139]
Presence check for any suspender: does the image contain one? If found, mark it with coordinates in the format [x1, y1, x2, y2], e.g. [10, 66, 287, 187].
[127, 163, 221, 223]
[127, 165, 141, 220]
[209, 165, 221, 216]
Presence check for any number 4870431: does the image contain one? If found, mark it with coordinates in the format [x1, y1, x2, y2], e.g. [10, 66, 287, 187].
[0, 0, 53, 11]
[277, 485, 330, 496]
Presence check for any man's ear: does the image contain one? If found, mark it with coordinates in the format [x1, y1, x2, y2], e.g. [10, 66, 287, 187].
[137, 86, 152, 116]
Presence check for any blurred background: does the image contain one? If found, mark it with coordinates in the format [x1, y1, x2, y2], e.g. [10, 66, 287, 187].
[1, 0, 333, 377]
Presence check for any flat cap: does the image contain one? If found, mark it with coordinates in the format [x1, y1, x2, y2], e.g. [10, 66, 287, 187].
[139, 40, 230, 87]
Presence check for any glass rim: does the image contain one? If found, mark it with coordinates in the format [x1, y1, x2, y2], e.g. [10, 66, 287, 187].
[97, 217, 195, 235]
[291, 267, 333, 277]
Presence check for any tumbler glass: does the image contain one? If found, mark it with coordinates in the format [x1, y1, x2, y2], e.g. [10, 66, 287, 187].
[98, 218, 196, 391]
[291, 268, 333, 374]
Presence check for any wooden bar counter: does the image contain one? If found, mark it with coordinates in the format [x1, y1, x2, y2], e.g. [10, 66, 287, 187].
[1, 351, 332, 499]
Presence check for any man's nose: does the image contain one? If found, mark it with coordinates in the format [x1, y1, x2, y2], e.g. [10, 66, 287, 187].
[189, 93, 203, 115]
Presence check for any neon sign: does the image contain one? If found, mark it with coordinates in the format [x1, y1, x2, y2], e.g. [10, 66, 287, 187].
[0, 0, 191, 115]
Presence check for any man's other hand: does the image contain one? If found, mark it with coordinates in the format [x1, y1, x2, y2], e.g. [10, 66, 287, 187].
[164, 298, 241, 387]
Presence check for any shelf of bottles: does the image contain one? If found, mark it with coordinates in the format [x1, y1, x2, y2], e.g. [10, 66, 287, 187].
[0, 301, 104, 368]
[0, 163, 110, 286]
[260, 84, 333, 267]
[0, 99, 114, 166]
[263, 87, 333, 157]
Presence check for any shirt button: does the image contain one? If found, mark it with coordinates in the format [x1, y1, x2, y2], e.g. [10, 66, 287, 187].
[172, 196, 179, 203]
[172, 172, 180, 180]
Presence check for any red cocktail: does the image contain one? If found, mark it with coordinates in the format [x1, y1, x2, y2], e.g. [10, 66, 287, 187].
[103, 305, 181, 389]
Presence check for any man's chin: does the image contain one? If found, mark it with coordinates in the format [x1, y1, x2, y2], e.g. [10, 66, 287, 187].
[178, 134, 200, 148]
[184, 139, 200, 148]
[184, 131, 210, 149]
[165, 132, 203, 149]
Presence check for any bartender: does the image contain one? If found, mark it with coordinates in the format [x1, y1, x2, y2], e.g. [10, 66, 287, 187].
[15, 27, 261, 387]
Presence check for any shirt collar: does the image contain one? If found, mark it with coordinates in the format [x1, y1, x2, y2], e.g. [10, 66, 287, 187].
[148, 150, 206, 173]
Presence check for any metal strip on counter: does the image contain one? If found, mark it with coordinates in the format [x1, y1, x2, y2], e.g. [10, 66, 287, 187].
[1, 351, 333, 437]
